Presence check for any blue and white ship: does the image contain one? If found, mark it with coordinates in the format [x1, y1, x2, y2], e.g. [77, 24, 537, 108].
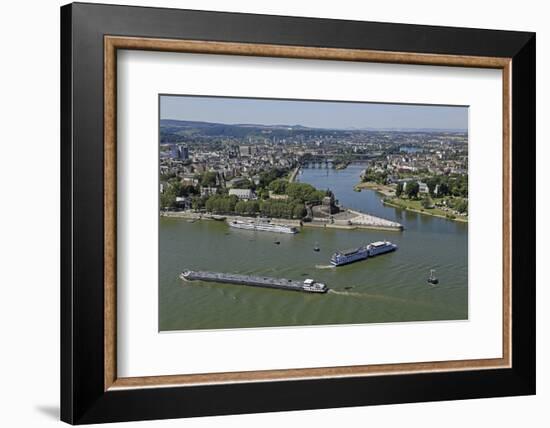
[367, 240, 398, 256]
[330, 246, 369, 266]
[330, 240, 397, 266]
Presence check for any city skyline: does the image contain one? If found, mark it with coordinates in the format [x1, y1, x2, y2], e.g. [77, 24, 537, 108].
[160, 95, 469, 131]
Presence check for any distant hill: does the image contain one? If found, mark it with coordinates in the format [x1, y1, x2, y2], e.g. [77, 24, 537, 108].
[364, 127, 467, 133]
[159, 119, 333, 143]
[160, 119, 313, 131]
[159, 119, 466, 143]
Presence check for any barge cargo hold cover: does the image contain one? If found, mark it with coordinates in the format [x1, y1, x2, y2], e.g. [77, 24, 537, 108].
[180, 270, 328, 294]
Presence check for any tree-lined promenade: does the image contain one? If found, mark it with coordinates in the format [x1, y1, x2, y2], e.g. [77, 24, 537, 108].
[204, 195, 307, 219]
[161, 167, 329, 220]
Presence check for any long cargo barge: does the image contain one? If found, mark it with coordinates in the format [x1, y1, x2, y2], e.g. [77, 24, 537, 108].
[180, 270, 328, 294]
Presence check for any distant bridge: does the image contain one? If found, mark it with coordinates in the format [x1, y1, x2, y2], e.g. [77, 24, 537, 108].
[301, 159, 334, 169]
[300, 153, 382, 168]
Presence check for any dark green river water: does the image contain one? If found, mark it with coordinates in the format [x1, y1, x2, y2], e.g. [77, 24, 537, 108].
[159, 164, 468, 331]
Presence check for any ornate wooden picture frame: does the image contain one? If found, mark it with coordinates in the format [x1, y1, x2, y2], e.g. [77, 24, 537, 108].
[61, 2, 535, 424]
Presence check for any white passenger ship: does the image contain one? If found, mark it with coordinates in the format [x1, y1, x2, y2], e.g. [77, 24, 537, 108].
[367, 241, 398, 256]
[330, 247, 369, 266]
[228, 219, 298, 234]
[330, 240, 397, 266]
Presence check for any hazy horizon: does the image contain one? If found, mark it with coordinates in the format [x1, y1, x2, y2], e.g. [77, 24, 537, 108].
[160, 95, 468, 132]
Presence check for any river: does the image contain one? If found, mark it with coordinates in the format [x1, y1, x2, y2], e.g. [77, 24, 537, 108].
[159, 164, 468, 331]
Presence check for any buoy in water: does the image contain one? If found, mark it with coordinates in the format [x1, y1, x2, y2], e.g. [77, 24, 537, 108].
[427, 269, 439, 285]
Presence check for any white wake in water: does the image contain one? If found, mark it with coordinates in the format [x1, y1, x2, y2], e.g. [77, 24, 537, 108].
[328, 289, 369, 298]
[329, 289, 424, 306]
[315, 264, 335, 270]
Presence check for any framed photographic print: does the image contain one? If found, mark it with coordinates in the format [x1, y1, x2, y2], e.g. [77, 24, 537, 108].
[60, 2, 536, 424]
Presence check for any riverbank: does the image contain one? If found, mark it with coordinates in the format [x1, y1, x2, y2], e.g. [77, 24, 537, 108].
[161, 208, 403, 231]
[288, 166, 300, 183]
[353, 181, 468, 223]
[304, 220, 402, 232]
[354, 181, 395, 197]
[161, 210, 304, 226]
[382, 199, 468, 223]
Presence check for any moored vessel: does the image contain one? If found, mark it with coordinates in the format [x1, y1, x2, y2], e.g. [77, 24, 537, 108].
[228, 219, 298, 234]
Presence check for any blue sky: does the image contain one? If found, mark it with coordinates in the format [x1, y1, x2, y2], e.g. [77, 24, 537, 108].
[160, 95, 468, 131]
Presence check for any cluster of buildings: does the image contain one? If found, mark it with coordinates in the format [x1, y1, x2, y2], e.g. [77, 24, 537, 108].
[160, 129, 467, 207]
[160, 140, 297, 194]
[364, 137, 467, 175]
[385, 149, 467, 176]
[360, 135, 468, 189]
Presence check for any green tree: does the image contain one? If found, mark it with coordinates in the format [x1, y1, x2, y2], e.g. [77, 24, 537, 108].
[235, 200, 247, 214]
[451, 175, 468, 197]
[395, 182, 403, 197]
[205, 195, 239, 214]
[170, 181, 182, 197]
[292, 203, 306, 219]
[246, 200, 260, 214]
[421, 194, 434, 209]
[257, 200, 305, 219]
[362, 168, 388, 185]
[286, 182, 326, 204]
[268, 179, 288, 194]
[406, 181, 420, 199]
[258, 168, 288, 188]
[232, 178, 253, 189]
[160, 172, 176, 181]
[438, 182, 450, 197]
[448, 198, 468, 214]
[455, 199, 468, 213]
[160, 187, 177, 209]
[177, 183, 199, 197]
[257, 189, 270, 200]
[200, 171, 218, 187]
[426, 177, 440, 196]
[191, 196, 205, 210]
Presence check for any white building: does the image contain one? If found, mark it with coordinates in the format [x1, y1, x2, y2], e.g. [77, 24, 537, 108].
[200, 186, 218, 197]
[229, 188, 255, 200]
[418, 182, 429, 194]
